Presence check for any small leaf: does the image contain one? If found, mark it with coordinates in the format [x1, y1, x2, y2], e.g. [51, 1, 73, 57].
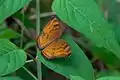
[38, 34, 94, 80]
[0, 76, 23, 80]
[97, 76, 120, 80]
[0, 0, 31, 23]
[0, 28, 20, 39]
[70, 75, 86, 80]
[52, 0, 120, 60]
[0, 39, 27, 76]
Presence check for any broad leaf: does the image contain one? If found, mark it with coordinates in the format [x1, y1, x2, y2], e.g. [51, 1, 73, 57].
[0, 76, 23, 80]
[0, 39, 27, 76]
[52, 0, 120, 59]
[38, 34, 94, 80]
[70, 75, 85, 80]
[0, 0, 31, 23]
[97, 76, 120, 80]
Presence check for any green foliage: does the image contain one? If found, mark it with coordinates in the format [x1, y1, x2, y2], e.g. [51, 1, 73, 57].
[38, 34, 94, 80]
[92, 47, 120, 68]
[115, 25, 120, 43]
[0, 0, 31, 23]
[70, 75, 120, 80]
[0, 28, 20, 39]
[0, 22, 20, 39]
[0, 39, 26, 76]
[0, 0, 34, 79]
[107, 0, 120, 24]
[97, 76, 120, 80]
[52, 0, 120, 60]
[96, 70, 120, 78]
[13, 12, 35, 28]
[0, 76, 23, 80]
[70, 75, 85, 80]
[0, 0, 120, 79]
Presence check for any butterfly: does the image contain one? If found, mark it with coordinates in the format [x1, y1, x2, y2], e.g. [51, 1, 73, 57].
[37, 17, 71, 59]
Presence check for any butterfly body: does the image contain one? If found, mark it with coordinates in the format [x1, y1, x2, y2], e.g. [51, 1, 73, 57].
[37, 17, 71, 59]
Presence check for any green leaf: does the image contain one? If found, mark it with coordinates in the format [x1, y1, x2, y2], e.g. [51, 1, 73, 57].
[0, 22, 20, 39]
[0, 22, 7, 28]
[96, 70, 120, 78]
[0, 76, 23, 80]
[0, 28, 20, 39]
[114, 25, 120, 43]
[0, 39, 27, 76]
[107, 0, 120, 24]
[92, 47, 120, 68]
[0, 0, 31, 23]
[97, 76, 120, 80]
[52, 0, 120, 59]
[70, 75, 86, 80]
[38, 34, 94, 80]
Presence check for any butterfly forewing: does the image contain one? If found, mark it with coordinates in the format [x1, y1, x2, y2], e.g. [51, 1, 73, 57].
[42, 39, 71, 59]
[37, 17, 71, 59]
[37, 18, 65, 49]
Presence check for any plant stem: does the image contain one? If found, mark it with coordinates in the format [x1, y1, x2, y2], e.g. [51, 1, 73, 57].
[36, 0, 42, 80]
[29, 12, 56, 20]
[20, 12, 25, 48]
[22, 67, 38, 80]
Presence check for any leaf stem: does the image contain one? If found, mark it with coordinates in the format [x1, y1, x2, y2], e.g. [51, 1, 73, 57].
[36, 0, 42, 80]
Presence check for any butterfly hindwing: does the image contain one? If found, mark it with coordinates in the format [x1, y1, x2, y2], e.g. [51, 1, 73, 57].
[42, 39, 71, 59]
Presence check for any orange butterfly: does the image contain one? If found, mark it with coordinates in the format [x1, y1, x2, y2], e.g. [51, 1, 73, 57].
[37, 17, 71, 59]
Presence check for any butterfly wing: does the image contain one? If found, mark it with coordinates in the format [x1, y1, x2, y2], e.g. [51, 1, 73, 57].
[42, 39, 71, 59]
[37, 18, 65, 49]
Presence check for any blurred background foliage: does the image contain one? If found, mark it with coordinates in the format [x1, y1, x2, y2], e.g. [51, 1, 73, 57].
[1, 0, 120, 80]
